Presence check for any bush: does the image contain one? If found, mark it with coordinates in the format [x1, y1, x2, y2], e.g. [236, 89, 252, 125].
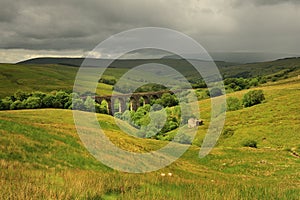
[226, 97, 242, 111]
[114, 112, 122, 119]
[222, 128, 234, 138]
[242, 90, 265, 107]
[242, 140, 257, 148]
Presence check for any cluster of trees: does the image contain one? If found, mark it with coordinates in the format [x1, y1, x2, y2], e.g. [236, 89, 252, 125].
[224, 77, 264, 92]
[190, 76, 265, 91]
[114, 93, 195, 142]
[194, 77, 267, 100]
[114, 103, 194, 141]
[0, 90, 108, 114]
[98, 77, 116, 85]
[266, 67, 296, 82]
[115, 93, 181, 134]
[226, 90, 265, 111]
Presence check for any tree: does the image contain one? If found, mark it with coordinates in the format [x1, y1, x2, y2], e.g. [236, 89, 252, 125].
[14, 90, 29, 101]
[10, 100, 25, 110]
[42, 94, 56, 108]
[84, 96, 95, 112]
[155, 93, 178, 107]
[226, 97, 242, 111]
[71, 98, 85, 110]
[54, 91, 70, 108]
[24, 97, 42, 109]
[207, 88, 223, 97]
[0, 97, 13, 110]
[242, 90, 265, 107]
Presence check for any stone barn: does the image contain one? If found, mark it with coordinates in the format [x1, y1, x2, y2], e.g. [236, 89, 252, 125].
[188, 118, 203, 128]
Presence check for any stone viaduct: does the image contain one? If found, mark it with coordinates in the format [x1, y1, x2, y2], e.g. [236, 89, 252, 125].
[94, 90, 173, 115]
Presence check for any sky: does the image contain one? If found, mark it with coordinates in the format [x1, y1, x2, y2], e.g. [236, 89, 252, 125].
[1, 0, 300, 63]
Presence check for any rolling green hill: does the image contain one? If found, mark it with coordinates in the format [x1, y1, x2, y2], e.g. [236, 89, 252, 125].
[0, 76, 299, 199]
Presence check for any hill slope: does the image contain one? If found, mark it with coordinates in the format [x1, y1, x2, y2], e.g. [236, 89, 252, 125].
[0, 77, 299, 199]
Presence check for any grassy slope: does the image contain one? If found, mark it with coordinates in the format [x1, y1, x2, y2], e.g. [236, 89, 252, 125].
[0, 77, 300, 199]
[0, 64, 125, 97]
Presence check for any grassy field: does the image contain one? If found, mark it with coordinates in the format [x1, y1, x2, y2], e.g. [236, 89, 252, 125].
[0, 75, 300, 199]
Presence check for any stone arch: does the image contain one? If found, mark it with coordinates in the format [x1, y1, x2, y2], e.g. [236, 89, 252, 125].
[130, 96, 139, 111]
[141, 95, 151, 105]
[113, 97, 126, 113]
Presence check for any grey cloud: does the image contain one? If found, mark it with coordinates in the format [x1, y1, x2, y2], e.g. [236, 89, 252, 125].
[0, 0, 300, 60]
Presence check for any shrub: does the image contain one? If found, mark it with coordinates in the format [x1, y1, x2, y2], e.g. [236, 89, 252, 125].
[242, 140, 257, 148]
[242, 90, 265, 107]
[226, 97, 242, 111]
[114, 112, 122, 119]
[222, 128, 234, 138]
[121, 110, 132, 122]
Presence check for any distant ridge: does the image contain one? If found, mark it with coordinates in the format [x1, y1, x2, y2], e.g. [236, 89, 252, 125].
[16, 56, 300, 79]
[18, 57, 86, 67]
[17, 57, 237, 69]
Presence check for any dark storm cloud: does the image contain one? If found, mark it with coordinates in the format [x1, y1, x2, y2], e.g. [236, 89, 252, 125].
[0, 0, 300, 62]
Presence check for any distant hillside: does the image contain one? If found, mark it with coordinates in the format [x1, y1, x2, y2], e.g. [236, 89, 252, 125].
[17, 56, 300, 79]
[0, 56, 297, 98]
[17, 57, 236, 68]
[221, 57, 300, 78]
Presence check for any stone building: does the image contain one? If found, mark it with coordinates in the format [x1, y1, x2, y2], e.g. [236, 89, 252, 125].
[188, 118, 203, 128]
